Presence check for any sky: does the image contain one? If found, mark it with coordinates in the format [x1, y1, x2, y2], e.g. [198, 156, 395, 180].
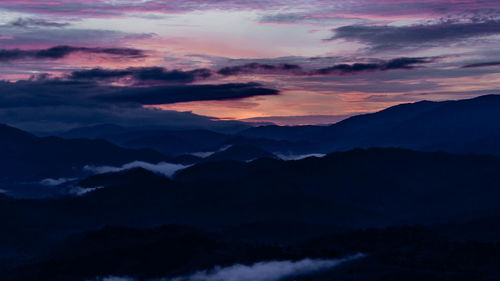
[0, 0, 499, 131]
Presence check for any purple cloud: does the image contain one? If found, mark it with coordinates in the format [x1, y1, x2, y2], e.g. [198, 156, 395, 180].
[0, 45, 145, 62]
[327, 19, 500, 50]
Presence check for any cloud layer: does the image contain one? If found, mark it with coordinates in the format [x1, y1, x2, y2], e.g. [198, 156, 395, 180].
[328, 20, 500, 50]
[70, 67, 212, 84]
[87, 254, 365, 281]
[0, 74, 277, 131]
[84, 161, 189, 178]
[6, 17, 70, 28]
[0, 45, 145, 62]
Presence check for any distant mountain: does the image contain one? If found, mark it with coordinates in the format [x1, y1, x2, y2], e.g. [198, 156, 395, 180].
[4, 224, 297, 281]
[0, 123, 167, 185]
[239, 94, 500, 155]
[4, 148, 500, 247]
[59, 125, 297, 160]
[201, 144, 275, 162]
[118, 129, 230, 156]
[0, 123, 38, 147]
[3, 148, 500, 280]
[5, 222, 500, 281]
[40, 94, 500, 158]
[59, 126, 233, 156]
[238, 124, 325, 142]
[58, 124, 128, 139]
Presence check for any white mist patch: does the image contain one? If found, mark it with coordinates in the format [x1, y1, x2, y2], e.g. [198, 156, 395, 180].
[275, 153, 326, 161]
[68, 185, 104, 196]
[84, 161, 189, 178]
[39, 177, 77, 186]
[190, 145, 232, 158]
[88, 254, 365, 281]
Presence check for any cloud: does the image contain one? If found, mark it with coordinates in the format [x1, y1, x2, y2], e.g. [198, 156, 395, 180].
[310, 57, 432, 75]
[328, 20, 500, 50]
[0, 45, 145, 62]
[6, 17, 70, 28]
[69, 58, 427, 84]
[217, 63, 301, 76]
[97, 83, 279, 105]
[3, 0, 500, 19]
[462, 61, 500, 68]
[0, 26, 154, 49]
[216, 57, 433, 77]
[259, 12, 351, 24]
[68, 185, 104, 196]
[0, 78, 275, 132]
[88, 254, 365, 281]
[0, 1, 316, 17]
[190, 145, 232, 158]
[70, 67, 212, 84]
[259, 1, 500, 24]
[39, 177, 77, 186]
[275, 153, 326, 160]
[0, 77, 277, 108]
[84, 161, 189, 178]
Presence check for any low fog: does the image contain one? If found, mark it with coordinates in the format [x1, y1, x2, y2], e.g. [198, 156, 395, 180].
[190, 145, 233, 158]
[88, 254, 365, 281]
[39, 177, 77, 186]
[275, 153, 326, 161]
[84, 161, 189, 178]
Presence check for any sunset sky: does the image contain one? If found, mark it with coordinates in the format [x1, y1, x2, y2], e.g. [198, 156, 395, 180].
[0, 0, 499, 130]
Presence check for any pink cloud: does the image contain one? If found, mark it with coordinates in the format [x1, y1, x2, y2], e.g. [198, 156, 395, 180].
[2, 0, 498, 18]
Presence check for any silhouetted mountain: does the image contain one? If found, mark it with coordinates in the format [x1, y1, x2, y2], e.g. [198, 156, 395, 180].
[4, 148, 500, 253]
[0, 123, 167, 185]
[239, 94, 500, 155]
[170, 154, 204, 165]
[239, 124, 325, 141]
[3, 148, 500, 280]
[298, 226, 500, 281]
[5, 223, 500, 281]
[225, 135, 315, 155]
[2, 224, 314, 281]
[118, 129, 230, 156]
[201, 144, 275, 162]
[58, 124, 128, 139]
[0, 123, 38, 147]
[60, 127, 233, 157]
[78, 167, 164, 188]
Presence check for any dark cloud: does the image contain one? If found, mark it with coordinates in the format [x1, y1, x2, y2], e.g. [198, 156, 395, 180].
[65, 57, 430, 86]
[69, 68, 134, 80]
[0, 45, 145, 62]
[4, 0, 500, 19]
[259, 12, 346, 24]
[0, 78, 276, 132]
[131, 67, 212, 83]
[216, 57, 433, 77]
[70, 67, 212, 84]
[0, 78, 278, 108]
[7, 18, 70, 28]
[312, 57, 433, 75]
[327, 20, 500, 50]
[217, 63, 302, 75]
[462, 61, 500, 68]
[97, 82, 279, 105]
[0, 104, 248, 134]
